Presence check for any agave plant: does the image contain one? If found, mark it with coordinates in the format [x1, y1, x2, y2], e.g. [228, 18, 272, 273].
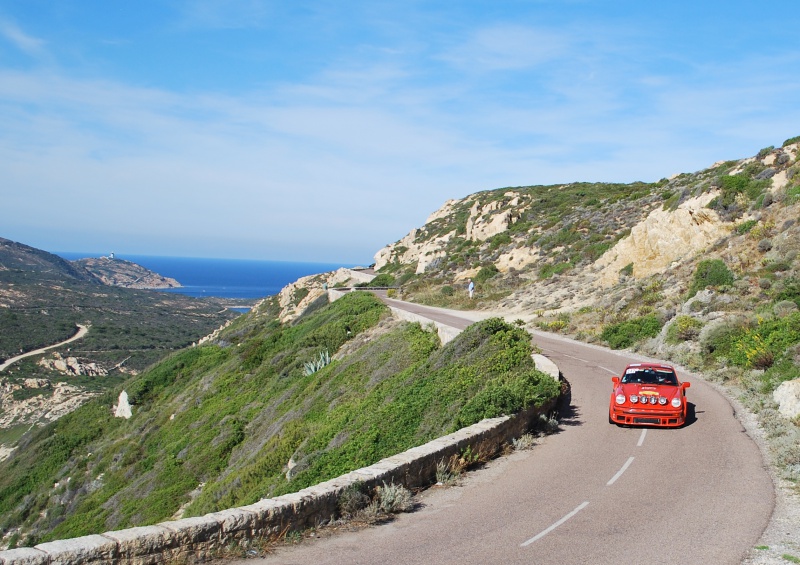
[303, 349, 331, 376]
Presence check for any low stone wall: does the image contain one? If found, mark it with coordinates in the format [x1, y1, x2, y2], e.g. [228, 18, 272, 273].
[382, 304, 462, 344]
[341, 268, 376, 285]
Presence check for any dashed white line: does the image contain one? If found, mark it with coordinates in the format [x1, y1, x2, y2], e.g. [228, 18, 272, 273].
[598, 365, 618, 375]
[520, 501, 590, 547]
[637, 429, 647, 447]
[560, 353, 587, 362]
[607, 456, 635, 486]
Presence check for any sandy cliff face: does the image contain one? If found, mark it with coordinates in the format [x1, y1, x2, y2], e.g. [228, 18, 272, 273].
[593, 192, 732, 286]
[374, 192, 529, 273]
[275, 267, 375, 323]
[465, 192, 524, 242]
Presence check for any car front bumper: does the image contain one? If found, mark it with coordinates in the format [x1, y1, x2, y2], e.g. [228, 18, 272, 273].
[610, 406, 686, 427]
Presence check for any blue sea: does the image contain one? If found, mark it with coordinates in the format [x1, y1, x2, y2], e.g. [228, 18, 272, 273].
[55, 252, 352, 301]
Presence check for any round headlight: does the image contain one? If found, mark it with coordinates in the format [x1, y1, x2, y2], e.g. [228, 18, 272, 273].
[615, 394, 626, 405]
[649, 396, 657, 405]
[671, 397, 682, 408]
[630, 395, 639, 403]
[658, 397, 667, 405]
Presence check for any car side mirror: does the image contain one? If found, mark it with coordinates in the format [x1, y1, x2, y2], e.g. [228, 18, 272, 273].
[682, 382, 691, 389]
[612, 376, 620, 385]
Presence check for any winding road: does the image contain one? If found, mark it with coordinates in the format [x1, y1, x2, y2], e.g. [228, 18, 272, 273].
[0, 324, 89, 372]
[223, 299, 775, 564]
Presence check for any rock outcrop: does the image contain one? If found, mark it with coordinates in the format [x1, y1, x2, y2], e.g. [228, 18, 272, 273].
[275, 268, 376, 323]
[38, 353, 108, 377]
[374, 192, 528, 273]
[465, 192, 524, 242]
[593, 192, 731, 286]
[113, 391, 132, 419]
[0, 379, 98, 460]
[774, 379, 800, 420]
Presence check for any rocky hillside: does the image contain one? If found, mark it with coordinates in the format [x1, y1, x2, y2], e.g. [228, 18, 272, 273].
[73, 257, 180, 289]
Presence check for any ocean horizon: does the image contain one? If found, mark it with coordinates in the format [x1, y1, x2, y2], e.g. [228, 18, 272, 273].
[55, 252, 357, 300]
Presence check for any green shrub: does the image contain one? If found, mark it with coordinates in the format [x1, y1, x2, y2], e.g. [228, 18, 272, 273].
[714, 174, 770, 212]
[783, 135, 800, 147]
[756, 146, 775, 159]
[374, 481, 413, 513]
[369, 274, 395, 287]
[338, 481, 370, 517]
[475, 264, 499, 283]
[600, 315, 662, 349]
[688, 259, 734, 298]
[619, 263, 634, 277]
[440, 285, 455, 296]
[293, 287, 310, 303]
[785, 185, 800, 204]
[538, 262, 572, 279]
[735, 219, 758, 235]
[488, 233, 512, 250]
[666, 315, 703, 343]
[708, 313, 800, 370]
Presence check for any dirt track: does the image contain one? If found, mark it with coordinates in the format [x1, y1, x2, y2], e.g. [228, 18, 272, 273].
[0, 324, 88, 372]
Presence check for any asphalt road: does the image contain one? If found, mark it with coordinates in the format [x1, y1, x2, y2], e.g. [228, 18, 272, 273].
[220, 302, 774, 565]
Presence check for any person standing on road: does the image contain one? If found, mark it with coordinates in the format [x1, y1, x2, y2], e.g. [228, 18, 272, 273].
[467, 278, 475, 299]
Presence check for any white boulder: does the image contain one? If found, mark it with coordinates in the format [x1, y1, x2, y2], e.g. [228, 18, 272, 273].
[773, 379, 800, 420]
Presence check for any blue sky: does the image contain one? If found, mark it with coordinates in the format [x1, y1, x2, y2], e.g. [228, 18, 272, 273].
[1, 1, 798, 264]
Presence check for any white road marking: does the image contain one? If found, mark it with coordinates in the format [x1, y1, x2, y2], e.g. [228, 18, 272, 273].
[521, 501, 590, 547]
[561, 353, 587, 362]
[607, 456, 635, 486]
[637, 429, 647, 447]
[598, 365, 617, 375]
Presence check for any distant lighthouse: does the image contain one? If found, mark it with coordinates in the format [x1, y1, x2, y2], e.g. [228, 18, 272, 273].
[109, 252, 115, 260]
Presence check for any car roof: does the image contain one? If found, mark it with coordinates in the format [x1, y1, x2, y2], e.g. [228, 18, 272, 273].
[625, 362, 674, 371]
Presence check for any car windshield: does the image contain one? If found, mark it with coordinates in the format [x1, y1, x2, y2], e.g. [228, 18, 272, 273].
[621, 368, 677, 385]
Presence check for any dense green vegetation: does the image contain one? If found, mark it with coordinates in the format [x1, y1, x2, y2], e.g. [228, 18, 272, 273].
[600, 315, 662, 350]
[0, 292, 558, 545]
[0, 269, 239, 377]
[688, 259, 735, 298]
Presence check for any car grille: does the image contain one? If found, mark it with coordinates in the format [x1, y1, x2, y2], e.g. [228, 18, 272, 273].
[633, 417, 661, 424]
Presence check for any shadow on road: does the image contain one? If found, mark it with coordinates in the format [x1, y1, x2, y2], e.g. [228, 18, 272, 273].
[683, 402, 698, 427]
[555, 378, 583, 429]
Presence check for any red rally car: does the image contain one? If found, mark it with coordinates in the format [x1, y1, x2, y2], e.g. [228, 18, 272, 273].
[609, 363, 690, 428]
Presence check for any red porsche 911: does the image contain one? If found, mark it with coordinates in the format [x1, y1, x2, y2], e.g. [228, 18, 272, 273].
[609, 363, 690, 427]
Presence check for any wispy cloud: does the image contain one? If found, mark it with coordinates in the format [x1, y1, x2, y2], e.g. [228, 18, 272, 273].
[0, 17, 48, 60]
